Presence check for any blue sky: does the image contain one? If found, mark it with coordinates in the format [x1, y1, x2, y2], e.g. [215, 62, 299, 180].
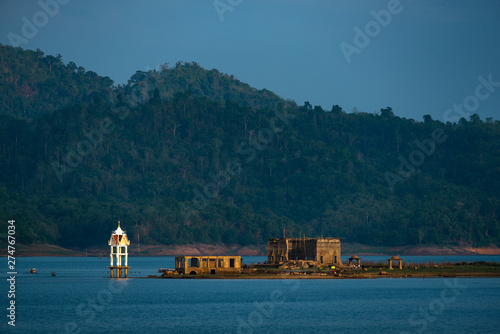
[1, 0, 499, 122]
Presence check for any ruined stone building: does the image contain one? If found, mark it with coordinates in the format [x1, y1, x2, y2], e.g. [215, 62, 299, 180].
[175, 255, 242, 275]
[267, 238, 341, 265]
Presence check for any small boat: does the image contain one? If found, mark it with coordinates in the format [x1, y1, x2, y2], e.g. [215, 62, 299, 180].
[30, 268, 36, 274]
[51, 272, 57, 277]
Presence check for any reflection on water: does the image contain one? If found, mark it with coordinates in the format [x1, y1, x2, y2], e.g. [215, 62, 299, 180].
[0, 256, 499, 333]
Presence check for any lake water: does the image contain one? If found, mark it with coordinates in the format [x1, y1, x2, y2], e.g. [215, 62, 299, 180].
[2, 256, 500, 333]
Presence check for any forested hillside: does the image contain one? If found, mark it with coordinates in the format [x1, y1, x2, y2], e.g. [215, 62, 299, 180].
[0, 44, 114, 119]
[0, 43, 292, 120]
[0, 45, 499, 250]
[126, 61, 295, 111]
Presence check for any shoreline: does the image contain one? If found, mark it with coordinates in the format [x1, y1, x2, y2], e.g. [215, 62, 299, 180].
[144, 273, 500, 280]
[145, 272, 500, 279]
[2, 242, 500, 257]
[147, 261, 500, 279]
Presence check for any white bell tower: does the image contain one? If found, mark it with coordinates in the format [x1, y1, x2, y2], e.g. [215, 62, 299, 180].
[107, 221, 130, 278]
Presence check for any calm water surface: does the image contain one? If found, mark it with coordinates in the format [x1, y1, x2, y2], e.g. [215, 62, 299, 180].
[1, 256, 499, 333]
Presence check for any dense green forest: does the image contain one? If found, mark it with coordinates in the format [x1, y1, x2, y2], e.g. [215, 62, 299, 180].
[0, 44, 499, 249]
[0, 45, 114, 120]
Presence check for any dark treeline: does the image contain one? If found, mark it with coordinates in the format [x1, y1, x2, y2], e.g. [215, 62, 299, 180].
[0, 44, 114, 120]
[0, 44, 499, 249]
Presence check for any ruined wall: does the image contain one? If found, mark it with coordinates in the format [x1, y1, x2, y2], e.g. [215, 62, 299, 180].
[175, 256, 242, 275]
[267, 238, 342, 265]
[267, 238, 288, 263]
[316, 238, 341, 265]
[287, 238, 317, 261]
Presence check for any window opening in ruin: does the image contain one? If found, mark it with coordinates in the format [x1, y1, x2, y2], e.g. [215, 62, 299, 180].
[189, 258, 199, 267]
[230, 258, 235, 267]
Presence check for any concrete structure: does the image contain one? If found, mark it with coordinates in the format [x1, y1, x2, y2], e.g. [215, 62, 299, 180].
[388, 256, 403, 270]
[267, 238, 341, 266]
[107, 221, 130, 278]
[175, 255, 242, 275]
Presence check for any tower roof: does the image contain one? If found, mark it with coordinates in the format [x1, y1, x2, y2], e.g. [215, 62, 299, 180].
[111, 221, 126, 236]
[108, 221, 130, 246]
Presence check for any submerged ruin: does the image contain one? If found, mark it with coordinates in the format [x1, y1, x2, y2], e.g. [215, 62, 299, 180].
[169, 237, 341, 277]
[267, 237, 342, 266]
[175, 255, 242, 275]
